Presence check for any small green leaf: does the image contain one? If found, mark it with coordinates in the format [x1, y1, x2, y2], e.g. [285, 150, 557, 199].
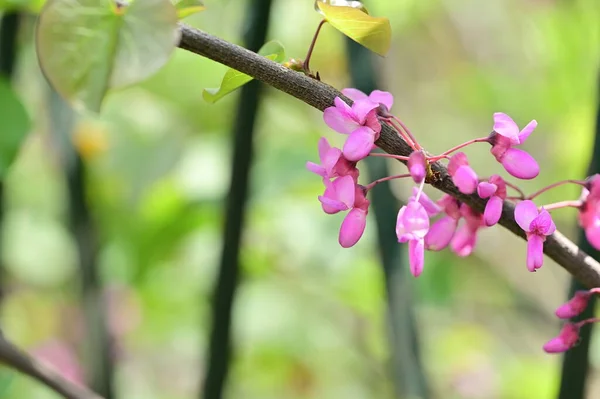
[174, 0, 206, 19]
[316, 2, 391, 56]
[203, 41, 285, 104]
[36, 0, 180, 112]
[0, 77, 30, 178]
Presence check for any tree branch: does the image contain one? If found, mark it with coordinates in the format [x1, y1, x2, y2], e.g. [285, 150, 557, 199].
[178, 24, 600, 288]
[0, 333, 103, 399]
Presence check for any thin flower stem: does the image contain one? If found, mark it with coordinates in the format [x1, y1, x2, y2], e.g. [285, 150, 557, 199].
[303, 20, 326, 74]
[391, 116, 421, 150]
[365, 173, 411, 192]
[540, 200, 582, 212]
[526, 180, 587, 200]
[368, 153, 410, 161]
[415, 179, 426, 202]
[428, 137, 490, 161]
[387, 118, 416, 149]
[504, 181, 526, 199]
[576, 317, 600, 328]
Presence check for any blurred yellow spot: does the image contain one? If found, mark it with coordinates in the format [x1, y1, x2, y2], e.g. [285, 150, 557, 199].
[72, 121, 109, 160]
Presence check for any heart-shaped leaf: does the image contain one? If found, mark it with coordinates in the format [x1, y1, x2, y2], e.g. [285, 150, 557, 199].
[203, 41, 285, 104]
[174, 0, 206, 19]
[0, 77, 30, 178]
[316, 2, 391, 56]
[36, 0, 180, 112]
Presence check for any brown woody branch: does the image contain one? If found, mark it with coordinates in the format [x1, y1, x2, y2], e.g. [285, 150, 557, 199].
[0, 333, 103, 399]
[178, 23, 600, 288]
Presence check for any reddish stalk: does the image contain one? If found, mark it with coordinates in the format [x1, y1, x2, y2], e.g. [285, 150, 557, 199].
[302, 20, 326, 74]
[391, 116, 420, 150]
[540, 200, 582, 212]
[428, 137, 489, 161]
[527, 180, 587, 200]
[365, 173, 411, 191]
[368, 153, 410, 161]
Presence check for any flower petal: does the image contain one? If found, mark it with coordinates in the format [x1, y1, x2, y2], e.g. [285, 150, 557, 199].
[425, 216, 457, 251]
[477, 182, 498, 199]
[342, 127, 376, 161]
[408, 239, 425, 277]
[555, 291, 591, 319]
[515, 200, 539, 232]
[532, 208, 556, 236]
[484, 195, 503, 226]
[526, 234, 545, 272]
[518, 120, 537, 143]
[408, 151, 427, 183]
[397, 201, 430, 241]
[323, 106, 360, 134]
[543, 324, 580, 353]
[585, 220, 600, 250]
[339, 208, 367, 248]
[341, 88, 368, 101]
[317, 137, 331, 161]
[450, 224, 477, 257]
[447, 152, 469, 175]
[352, 98, 379, 125]
[453, 165, 478, 194]
[306, 161, 326, 177]
[410, 187, 441, 216]
[318, 195, 345, 214]
[369, 90, 394, 111]
[493, 112, 520, 142]
[501, 148, 540, 179]
[333, 175, 356, 209]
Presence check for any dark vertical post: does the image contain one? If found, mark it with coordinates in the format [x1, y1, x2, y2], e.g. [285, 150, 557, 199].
[557, 75, 600, 399]
[0, 12, 21, 305]
[48, 90, 114, 399]
[201, 0, 273, 398]
[345, 39, 430, 398]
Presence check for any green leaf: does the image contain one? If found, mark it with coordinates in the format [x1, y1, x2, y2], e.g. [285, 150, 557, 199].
[316, 2, 391, 56]
[0, 77, 30, 178]
[174, 0, 206, 19]
[202, 41, 285, 104]
[36, 0, 180, 112]
[314, 0, 368, 14]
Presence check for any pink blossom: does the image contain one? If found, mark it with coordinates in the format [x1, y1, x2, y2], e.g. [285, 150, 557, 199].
[409, 187, 441, 216]
[555, 291, 592, 319]
[578, 174, 600, 250]
[342, 126, 378, 161]
[448, 152, 478, 194]
[477, 175, 507, 226]
[306, 137, 359, 180]
[489, 112, 539, 179]
[450, 204, 485, 257]
[323, 97, 380, 135]
[396, 201, 430, 277]
[543, 323, 580, 353]
[341, 88, 394, 114]
[425, 195, 461, 251]
[408, 150, 427, 183]
[318, 175, 355, 214]
[515, 200, 556, 272]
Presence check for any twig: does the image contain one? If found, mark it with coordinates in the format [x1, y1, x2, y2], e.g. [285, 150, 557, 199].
[0, 334, 103, 399]
[177, 24, 600, 288]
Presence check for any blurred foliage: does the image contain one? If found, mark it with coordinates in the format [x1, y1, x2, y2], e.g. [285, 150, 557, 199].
[0, 0, 599, 398]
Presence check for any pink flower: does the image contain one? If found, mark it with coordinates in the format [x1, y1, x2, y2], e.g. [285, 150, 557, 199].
[515, 200, 556, 272]
[396, 201, 430, 277]
[450, 204, 485, 257]
[409, 187, 441, 216]
[578, 174, 600, 250]
[323, 96, 382, 161]
[341, 88, 394, 114]
[489, 112, 539, 179]
[408, 150, 427, 183]
[318, 175, 355, 214]
[306, 137, 358, 180]
[425, 195, 461, 251]
[543, 323, 580, 353]
[448, 152, 478, 194]
[477, 175, 507, 226]
[555, 291, 592, 319]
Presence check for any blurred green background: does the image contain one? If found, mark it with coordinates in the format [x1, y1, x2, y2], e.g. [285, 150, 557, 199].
[1, 0, 600, 398]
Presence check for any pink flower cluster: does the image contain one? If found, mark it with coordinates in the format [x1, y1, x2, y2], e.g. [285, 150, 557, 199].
[307, 88, 600, 354]
[543, 288, 600, 353]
